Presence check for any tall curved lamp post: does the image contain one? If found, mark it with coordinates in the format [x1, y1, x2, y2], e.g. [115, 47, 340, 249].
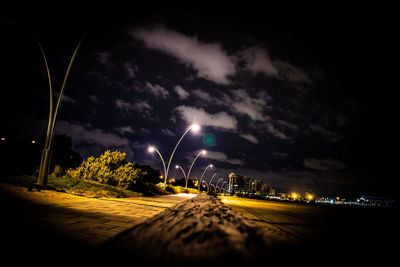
[34, 29, 88, 185]
[186, 150, 206, 188]
[216, 178, 224, 189]
[198, 164, 213, 191]
[202, 180, 209, 192]
[175, 165, 187, 185]
[148, 146, 167, 183]
[148, 123, 200, 186]
[207, 173, 217, 193]
[209, 184, 216, 192]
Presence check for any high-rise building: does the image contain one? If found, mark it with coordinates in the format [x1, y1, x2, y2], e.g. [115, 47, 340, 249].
[228, 172, 249, 193]
[229, 172, 276, 196]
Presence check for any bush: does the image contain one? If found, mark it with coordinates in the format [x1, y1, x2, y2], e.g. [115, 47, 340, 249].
[165, 184, 199, 194]
[66, 150, 146, 190]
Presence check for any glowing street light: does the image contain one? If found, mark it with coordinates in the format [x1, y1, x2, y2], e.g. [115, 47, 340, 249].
[291, 193, 299, 200]
[148, 146, 167, 183]
[190, 123, 200, 132]
[148, 123, 201, 185]
[201, 180, 209, 192]
[198, 164, 213, 191]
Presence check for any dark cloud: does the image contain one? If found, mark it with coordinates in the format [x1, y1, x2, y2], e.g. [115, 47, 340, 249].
[303, 158, 347, 172]
[55, 120, 133, 159]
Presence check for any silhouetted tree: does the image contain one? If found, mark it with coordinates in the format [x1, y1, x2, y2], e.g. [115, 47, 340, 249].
[134, 164, 162, 184]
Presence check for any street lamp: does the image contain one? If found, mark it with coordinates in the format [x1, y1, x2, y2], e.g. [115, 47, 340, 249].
[148, 123, 200, 186]
[175, 165, 187, 185]
[207, 173, 217, 193]
[186, 149, 206, 188]
[198, 164, 213, 191]
[34, 28, 88, 185]
[215, 178, 224, 192]
[148, 146, 167, 184]
[201, 180, 209, 192]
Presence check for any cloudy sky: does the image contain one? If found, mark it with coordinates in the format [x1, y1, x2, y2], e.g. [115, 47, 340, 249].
[1, 6, 397, 197]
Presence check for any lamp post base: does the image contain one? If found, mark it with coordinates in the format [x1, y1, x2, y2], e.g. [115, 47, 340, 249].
[38, 148, 52, 185]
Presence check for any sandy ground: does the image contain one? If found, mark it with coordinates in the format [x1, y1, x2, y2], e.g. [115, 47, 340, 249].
[0, 184, 194, 263]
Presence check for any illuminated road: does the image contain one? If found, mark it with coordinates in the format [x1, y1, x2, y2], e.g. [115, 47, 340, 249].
[220, 196, 324, 244]
[220, 195, 398, 250]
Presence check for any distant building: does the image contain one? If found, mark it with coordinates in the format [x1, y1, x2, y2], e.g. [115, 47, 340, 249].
[250, 180, 262, 194]
[263, 184, 275, 196]
[228, 172, 276, 196]
[228, 173, 249, 194]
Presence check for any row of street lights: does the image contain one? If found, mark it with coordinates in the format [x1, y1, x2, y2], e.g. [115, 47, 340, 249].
[147, 123, 215, 188]
[200, 177, 229, 193]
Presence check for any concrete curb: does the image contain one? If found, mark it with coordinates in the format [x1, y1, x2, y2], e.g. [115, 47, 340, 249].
[102, 195, 285, 265]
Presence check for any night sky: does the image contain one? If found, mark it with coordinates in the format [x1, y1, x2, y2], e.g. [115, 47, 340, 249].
[1, 6, 397, 198]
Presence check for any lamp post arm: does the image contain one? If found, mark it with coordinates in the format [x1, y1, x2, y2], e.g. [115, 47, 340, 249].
[165, 126, 191, 185]
[209, 173, 217, 184]
[216, 178, 224, 189]
[32, 33, 53, 150]
[32, 31, 54, 186]
[49, 29, 88, 148]
[186, 150, 202, 188]
[198, 165, 211, 191]
[177, 165, 187, 182]
[154, 148, 167, 183]
[208, 173, 216, 192]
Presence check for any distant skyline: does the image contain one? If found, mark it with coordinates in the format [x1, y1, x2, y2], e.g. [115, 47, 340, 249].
[1, 6, 397, 197]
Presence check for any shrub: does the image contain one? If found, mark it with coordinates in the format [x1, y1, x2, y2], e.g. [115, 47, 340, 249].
[165, 184, 199, 194]
[66, 150, 146, 189]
